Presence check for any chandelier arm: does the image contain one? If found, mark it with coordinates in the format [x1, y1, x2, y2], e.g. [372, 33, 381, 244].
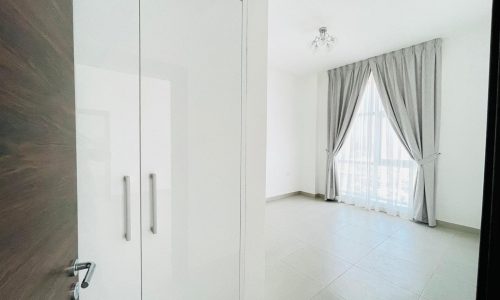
[311, 27, 335, 49]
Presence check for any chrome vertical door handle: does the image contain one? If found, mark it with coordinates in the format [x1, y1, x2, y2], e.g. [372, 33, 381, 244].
[124, 176, 131, 241]
[150, 173, 158, 234]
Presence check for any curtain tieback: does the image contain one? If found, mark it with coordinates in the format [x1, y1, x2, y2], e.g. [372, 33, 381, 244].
[416, 153, 441, 166]
[325, 149, 336, 158]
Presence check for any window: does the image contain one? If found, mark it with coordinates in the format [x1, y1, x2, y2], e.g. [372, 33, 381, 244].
[335, 74, 417, 218]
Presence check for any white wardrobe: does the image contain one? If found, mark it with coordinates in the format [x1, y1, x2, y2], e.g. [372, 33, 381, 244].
[73, 0, 243, 299]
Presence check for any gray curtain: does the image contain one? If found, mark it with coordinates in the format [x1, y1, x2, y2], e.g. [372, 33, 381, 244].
[368, 39, 441, 226]
[325, 61, 371, 201]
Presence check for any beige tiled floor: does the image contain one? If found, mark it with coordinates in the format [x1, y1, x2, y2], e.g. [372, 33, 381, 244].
[265, 195, 480, 300]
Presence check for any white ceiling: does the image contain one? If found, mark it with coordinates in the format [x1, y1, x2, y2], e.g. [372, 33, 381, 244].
[268, 0, 492, 75]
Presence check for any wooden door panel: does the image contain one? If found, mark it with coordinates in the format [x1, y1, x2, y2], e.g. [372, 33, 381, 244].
[0, 0, 77, 299]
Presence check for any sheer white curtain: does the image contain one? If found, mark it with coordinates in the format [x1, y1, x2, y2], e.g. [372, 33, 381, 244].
[335, 74, 417, 218]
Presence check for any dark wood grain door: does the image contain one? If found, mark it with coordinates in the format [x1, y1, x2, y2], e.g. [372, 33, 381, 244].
[0, 0, 78, 299]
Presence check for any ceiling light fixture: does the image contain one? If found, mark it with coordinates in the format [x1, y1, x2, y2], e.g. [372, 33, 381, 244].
[311, 27, 335, 49]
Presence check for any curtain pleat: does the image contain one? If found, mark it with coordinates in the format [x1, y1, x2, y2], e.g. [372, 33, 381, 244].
[326, 39, 441, 226]
[325, 61, 371, 201]
[368, 39, 441, 226]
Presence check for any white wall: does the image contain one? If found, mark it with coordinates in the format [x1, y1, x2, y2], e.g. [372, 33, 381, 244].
[436, 19, 491, 229]
[314, 20, 491, 229]
[315, 72, 329, 196]
[242, 0, 268, 298]
[298, 75, 319, 193]
[266, 68, 317, 197]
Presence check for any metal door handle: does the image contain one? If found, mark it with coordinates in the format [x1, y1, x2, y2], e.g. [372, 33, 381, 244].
[124, 176, 131, 241]
[67, 259, 96, 288]
[76, 262, 96, 288]
[150, 173, 158, 234]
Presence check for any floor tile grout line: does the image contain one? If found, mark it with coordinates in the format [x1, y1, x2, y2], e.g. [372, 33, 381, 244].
[352, 250, 436, 297]
[277, 244, 354, 286]
[265, 196, 480, 300]
[352, 263, 422, 298]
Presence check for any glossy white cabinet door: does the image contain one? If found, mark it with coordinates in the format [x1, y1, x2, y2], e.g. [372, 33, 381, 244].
[140, 76, 174, 299]
[74, 0, 142, 299]
[140, 0, 243, 299]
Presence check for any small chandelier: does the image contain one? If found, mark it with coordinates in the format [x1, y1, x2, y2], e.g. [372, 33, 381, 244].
[311, 27, 335, 49]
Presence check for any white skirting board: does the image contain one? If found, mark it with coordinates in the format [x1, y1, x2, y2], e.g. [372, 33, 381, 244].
[436, 220, 480, 234]
[266, 191, 324, 202]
